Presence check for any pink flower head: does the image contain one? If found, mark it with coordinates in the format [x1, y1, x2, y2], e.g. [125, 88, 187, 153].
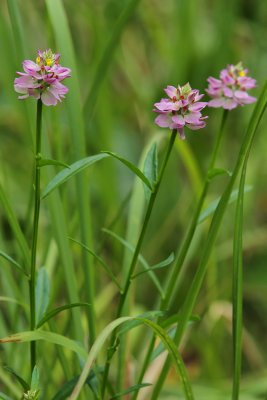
[206, 62, 257, 110]
[14, 49, 71, 106]
[154, 83, 208, 139]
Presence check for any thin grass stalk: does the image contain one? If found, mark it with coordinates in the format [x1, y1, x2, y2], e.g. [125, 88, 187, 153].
[101, 130, 177, 398]
[151, 81, 267, 399]
[232, 154, 247, 399]
[29, 99, 42, 372]
[132, 110, 228, 400]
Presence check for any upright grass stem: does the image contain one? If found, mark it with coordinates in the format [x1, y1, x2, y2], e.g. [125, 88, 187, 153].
[132, 110, 228, 400]
[232, 154, 247, 400]
[101, 129, 177, 398]
[29, 99, 42, 372]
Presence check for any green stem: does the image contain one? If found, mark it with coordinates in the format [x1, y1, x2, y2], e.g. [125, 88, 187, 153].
[101, 129, 177, 399]
[29, 99, 42, 372]
[132, 110, 228, 400]
[232, 154, 247, 400]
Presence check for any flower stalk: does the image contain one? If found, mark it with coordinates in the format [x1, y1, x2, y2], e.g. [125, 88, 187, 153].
[29, 99, 43, 372]
[101, 129, 177, 398]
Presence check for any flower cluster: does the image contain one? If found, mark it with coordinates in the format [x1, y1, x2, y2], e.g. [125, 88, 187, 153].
[154, 83, 208, 139]
[206, 62, 256, 110]
[14, 49, 71, 106]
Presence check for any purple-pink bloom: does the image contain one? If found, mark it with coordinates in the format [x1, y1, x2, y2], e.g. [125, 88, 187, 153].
[14, 49, 71, 106]
[206, 62, 257, 110]
[154, 83, 208, 139]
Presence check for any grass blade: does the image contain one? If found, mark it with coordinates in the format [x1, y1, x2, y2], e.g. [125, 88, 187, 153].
[0, 250, 28, 276]
[69, 316, 194, 400]
[0, 330, 87, 359]
[232, 156, 247, 399]
[36, 303, 90, 329]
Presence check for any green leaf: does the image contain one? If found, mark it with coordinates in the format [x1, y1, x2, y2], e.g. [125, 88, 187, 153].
[41, 153, 109, 199]
[69, 237, 121, 291]
[207, 167, 232, 180]
[35, 267, 50, 324]
[30, 366, 39, 391]
[118, 311, 165, 336]
[3, 366, 30, 391]
[0, 331, 87, 359]
[132, 252, 174, 279]
[0, 250, 28, 276]
[102, 228, 165, 297]
[38, 158, 70, 169]
[143, 142, 158, 200]
[68, 316, 194, 400]
[198, 186, 253, 224]
[110, 383, 152, 399]
[102, 151, 153, 190]
[36, 302, 90, 329]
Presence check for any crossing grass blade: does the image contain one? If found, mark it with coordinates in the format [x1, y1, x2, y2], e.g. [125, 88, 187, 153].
[69, 316, 194, 400]
[0, 330, 87, 359]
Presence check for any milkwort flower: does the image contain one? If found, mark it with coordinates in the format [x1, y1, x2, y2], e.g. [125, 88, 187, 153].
[206, 62, 257, 110]
[154, 83, 208, 139]
[14, 49, 71, 106]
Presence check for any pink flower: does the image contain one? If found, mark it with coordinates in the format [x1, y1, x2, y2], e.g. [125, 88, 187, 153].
[14, 49, 71, 106]
[206, 62, 257, 110]
[154, 83, 208, 139]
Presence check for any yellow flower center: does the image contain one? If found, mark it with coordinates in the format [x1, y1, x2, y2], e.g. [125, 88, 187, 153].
[36, 56, 41, 64]
[238, 70, 246, 77]
[46, 58, 53, 66]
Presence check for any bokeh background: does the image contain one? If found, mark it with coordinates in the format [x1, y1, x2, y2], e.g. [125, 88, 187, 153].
[0, 0, 267, 398]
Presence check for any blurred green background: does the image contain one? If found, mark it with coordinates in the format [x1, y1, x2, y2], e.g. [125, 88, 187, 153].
[0, 0, 267, 398]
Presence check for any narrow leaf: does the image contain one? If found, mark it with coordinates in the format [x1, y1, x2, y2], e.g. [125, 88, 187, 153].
[36, 302, 90, 329]
[69, 237, 121, 291]
[38, 158, 70, 169]
[0, 250, 28, 276]
[132, 252, 174, 279]
[3, 366, 29, 391]
[35, 267, 50, 324]
[42, 153, 109, 199]
[207, 167, 232, 180]
[0, 331, 87, 359]
[30, 366, 39, 391]
[110, 383, 152, 399]
[143, 142, 158, 200]
[102, 228, 165, 297]
[102, 151, 153, 190]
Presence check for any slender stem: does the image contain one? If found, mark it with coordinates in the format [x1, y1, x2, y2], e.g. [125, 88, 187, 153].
[232, 156, 246, 400]
[29, 99, 42, 372]
[101, 130, 177, 398]
[133, 110, 228, 400]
